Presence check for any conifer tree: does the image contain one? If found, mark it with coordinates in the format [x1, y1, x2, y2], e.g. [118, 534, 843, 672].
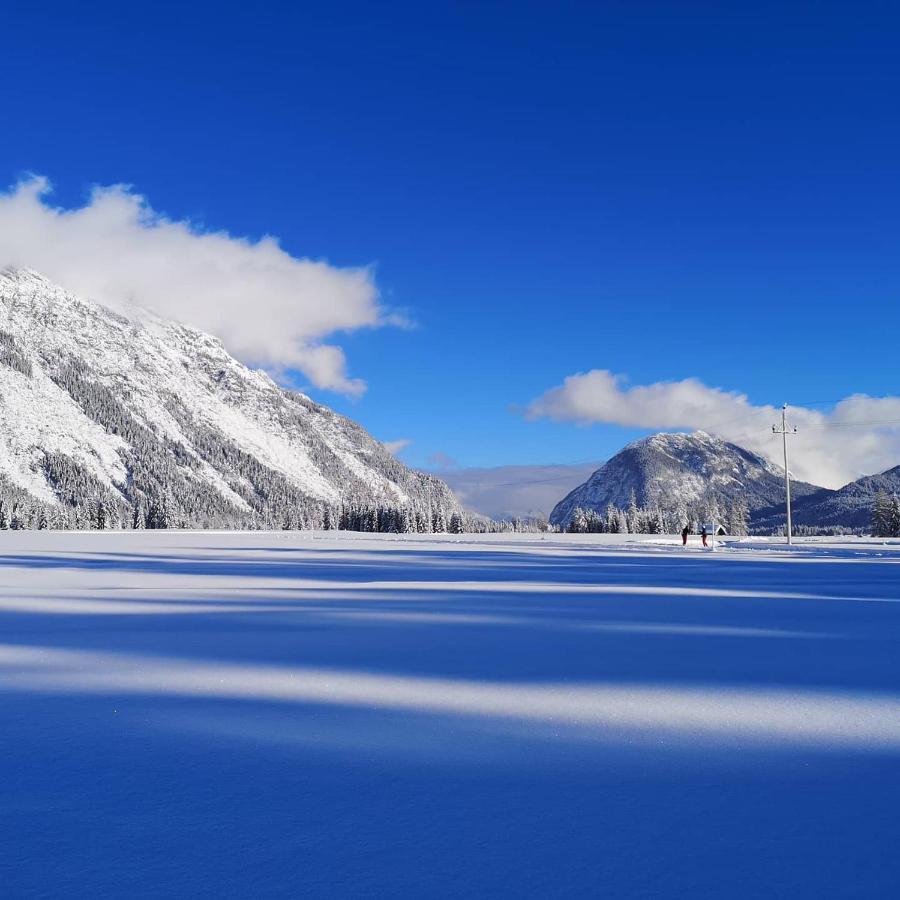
[889, 495, 900, 538]
[585, 509, 604, 533]
[399, 506, 413, 533]
[605, 504, 618, 533]
[10, 505, 24, 530]
[568, 508, 588, 534]
[872, 491, 893, 537]
[627, 491, 640, 533]
[729, 498, 750, 536]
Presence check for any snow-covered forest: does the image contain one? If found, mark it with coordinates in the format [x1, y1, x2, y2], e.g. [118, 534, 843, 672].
[564, 492, 750, 535]
[0, 474, 556, 534]
[0, 475, 892, 538]
[871, 491, 900, 537]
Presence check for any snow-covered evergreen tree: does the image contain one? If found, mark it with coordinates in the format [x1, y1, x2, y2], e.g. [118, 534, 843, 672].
[584, 509, 604, 533]
[626, 491, 640, 533]
[568, 508, 588, 534]
[399, 506, 414, 534]
[872, 491, 893, 537]
[728, 498, 750, 536]
[132, 502, 146, 530]
[10, 505, 25, 530]
[890, 495, 900, 538]
[605, 504, 618, 533]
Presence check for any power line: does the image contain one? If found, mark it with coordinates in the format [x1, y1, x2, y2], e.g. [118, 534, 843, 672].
[696, 414, 900, 434]
[788, 398, 846, 407]
[451, 467, 604, 489]
[802, 419, 900, 429]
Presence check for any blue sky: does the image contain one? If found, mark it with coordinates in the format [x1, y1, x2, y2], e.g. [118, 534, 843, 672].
[2, 0, 900, 480]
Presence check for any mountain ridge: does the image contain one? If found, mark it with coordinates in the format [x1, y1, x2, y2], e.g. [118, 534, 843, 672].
[754, 464, 900, 530]
[551, 430, 900, 531]
[0, 268, 459, 528]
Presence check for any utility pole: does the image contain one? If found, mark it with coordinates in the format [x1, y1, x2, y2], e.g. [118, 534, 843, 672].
[772, 404, 798, 545]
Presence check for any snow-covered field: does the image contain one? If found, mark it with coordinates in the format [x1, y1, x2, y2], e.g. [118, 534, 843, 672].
[2, 531, 900, 897]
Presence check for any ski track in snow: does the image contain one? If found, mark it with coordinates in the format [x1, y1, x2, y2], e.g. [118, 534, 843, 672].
[2, 530, 900, 897]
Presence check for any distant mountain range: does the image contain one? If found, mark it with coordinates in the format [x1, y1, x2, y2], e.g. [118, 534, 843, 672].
[755, 465, 900, 530]
[550, 431, 896, 531]
[435, 461, 604, 520]
[0, 268, 458, 528]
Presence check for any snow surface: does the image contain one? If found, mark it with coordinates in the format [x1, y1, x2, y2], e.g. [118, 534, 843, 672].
[2, 531, 900, 896]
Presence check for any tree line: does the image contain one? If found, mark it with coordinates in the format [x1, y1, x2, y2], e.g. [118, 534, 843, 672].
[19, 476, 900, 538]
[0, 482, 552, 535]
[564, 492, 750, 536]
[871, 491, 900, 537]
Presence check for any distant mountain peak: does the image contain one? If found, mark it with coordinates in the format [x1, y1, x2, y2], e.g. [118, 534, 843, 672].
[549, 430, 821, 527]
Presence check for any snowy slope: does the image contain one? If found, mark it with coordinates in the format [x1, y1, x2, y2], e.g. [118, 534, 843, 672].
[0, 268, 457, 526]
[550, 431, 823, 526]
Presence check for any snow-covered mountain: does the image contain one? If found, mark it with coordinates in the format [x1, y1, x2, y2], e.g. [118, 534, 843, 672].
[0, 268, 458, 528]
[754, 465, 900, 530]
[549, 431, 823, 527]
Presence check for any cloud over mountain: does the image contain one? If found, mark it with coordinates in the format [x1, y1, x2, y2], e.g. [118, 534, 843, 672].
[527, 369, 900, 489]
[0, 175, 389, 394]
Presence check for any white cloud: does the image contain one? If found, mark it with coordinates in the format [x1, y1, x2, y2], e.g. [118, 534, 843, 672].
[0, 175, 392, 394]
[383, 439, 411, 456]
[527, 370, 900, 489]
